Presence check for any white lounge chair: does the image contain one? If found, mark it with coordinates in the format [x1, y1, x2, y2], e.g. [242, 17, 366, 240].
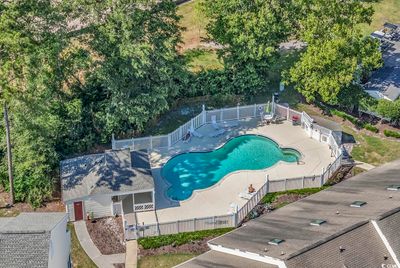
[239, 191, 255, 200]
[211, 115, 220, 130]
[220, 120, 239, 128]
[189, 126, 203, 138]
[209, 128, 226, 138]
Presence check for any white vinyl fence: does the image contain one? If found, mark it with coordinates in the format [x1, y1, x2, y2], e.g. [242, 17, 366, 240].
[120, 101, 344, 239]
[112, 103, 271, 151]
[125, 152, 342, 240]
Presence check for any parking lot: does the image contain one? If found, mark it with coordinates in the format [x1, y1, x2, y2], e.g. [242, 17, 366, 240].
[364, 23, 400, 101]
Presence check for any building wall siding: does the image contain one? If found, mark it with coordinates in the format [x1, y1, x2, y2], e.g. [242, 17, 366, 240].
[84, 195, 112, 218]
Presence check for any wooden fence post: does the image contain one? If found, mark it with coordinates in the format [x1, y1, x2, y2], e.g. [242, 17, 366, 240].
[286, 107, 290, 120]
[202, 104, 206, 124]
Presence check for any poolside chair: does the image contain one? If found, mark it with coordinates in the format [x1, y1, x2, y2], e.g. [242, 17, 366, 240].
[220, 120, 239, 128]
[209, 128, 226, 138]
[211, 115, 220, 130]
[189, 126, 203, 138]
[239, 191, 255, 200]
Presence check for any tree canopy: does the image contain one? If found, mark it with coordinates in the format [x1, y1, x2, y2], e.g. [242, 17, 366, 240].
[287, 0, 382, 107]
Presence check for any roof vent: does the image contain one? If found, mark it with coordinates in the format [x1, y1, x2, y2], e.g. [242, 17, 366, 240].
[268, 238, 285, 246]
[387, 185, 400, 191]
[350, 201, 367, 208]
[310, 219, 326, 226]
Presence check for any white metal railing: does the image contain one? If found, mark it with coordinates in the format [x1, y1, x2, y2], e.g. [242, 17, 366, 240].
[124, 152, 343, 240]
[133, 202, 154, 212]
[113, 103, 272, 151]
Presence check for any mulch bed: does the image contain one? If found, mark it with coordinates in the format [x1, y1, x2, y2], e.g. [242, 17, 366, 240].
[86, 216, 126, 255]
[139, 237, 211, 257]
[0, 190, 64, 217]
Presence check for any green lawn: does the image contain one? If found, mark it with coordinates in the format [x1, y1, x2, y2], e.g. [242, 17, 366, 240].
[68, 224, 97, 268]
[359, 0, 400, 36]
[177, 0, 207, 50]
[138, 253, 197, 268]
[185, 49, 223, 72]
[344, 126, 400, 166]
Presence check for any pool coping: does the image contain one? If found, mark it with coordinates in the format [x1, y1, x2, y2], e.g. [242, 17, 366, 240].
[156, 133, 305, 204]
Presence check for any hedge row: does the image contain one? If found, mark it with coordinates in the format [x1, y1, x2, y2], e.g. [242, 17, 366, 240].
[138, 227, 234, 249]
[384, 129, 400, 138]
[331, 110, 379, 133]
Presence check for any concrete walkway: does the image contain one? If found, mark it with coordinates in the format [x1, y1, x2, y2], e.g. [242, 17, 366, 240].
[125, 240, 138, 268]
[74, 221, 125, 268]
[355, 161, 376, 171]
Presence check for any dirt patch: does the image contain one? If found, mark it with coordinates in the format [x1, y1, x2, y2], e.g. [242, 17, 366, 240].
[86, 217, 126, 255]
[0, 190, 64, 217]
[139, 237, 211, 257]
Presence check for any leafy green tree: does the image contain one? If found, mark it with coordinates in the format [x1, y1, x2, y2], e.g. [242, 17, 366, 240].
[68, 0, 184, 139]
[287, 0, 382, 107]
[202, 0, 297, 66]
[376, 99, 400, 124]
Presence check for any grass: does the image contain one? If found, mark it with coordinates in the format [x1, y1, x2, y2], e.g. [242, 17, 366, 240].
[359, 0, 400, 36]
[138, 227, 233, 249]
[185, 49, 223, 72]
[138, 253, 198, 268]
[177, 0, 207, 50]
[68, 223, 97, 268]
[343, 125, 400, 166]
[261, 187, 329, 205]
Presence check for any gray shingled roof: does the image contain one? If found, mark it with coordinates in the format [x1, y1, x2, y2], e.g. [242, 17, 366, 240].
[189, 159, 400, 267]
[0, 212, 66, 233]
[0, 232, 51, 268]
[0, 213, 67, 268]
[61, 149, 154, 202]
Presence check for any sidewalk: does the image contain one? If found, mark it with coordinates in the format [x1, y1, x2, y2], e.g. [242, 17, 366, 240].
[125, 240, 138, 268]
[74, 221, 125, 268]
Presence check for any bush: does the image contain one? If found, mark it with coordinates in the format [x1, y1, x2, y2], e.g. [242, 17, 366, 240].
[384, 129, 400, 139]
[261, 186, 328, 204]
[331, 110, 359, 125]
[364, 123, 379, 133]
[138, 228, 234, 249]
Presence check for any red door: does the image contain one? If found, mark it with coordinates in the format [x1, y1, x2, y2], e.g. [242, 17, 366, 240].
[74, 201, 84, 221]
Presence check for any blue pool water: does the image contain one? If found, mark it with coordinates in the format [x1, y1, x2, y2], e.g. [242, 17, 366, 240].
[162, 135, 300, 201]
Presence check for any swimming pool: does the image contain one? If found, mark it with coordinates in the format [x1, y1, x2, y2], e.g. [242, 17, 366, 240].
[162, 134, 300, 201]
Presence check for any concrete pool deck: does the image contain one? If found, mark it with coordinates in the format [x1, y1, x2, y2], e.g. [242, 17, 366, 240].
[129, 118, 335, 226]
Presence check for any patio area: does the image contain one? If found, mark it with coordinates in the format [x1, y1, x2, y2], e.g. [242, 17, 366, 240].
[127, 118, 335, 226]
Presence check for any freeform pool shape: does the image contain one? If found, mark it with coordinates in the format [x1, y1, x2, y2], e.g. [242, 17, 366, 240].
[162, 134, 300, 201]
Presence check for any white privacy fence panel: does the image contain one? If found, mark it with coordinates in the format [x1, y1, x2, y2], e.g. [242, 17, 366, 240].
[222, 107, 238, 121]
[239, 105, 256, 119]
[274, 104, 289, 119]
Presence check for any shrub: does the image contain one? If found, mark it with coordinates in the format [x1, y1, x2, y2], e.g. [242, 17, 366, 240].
[364, 123, 379, 133]
[331, 110, 359, 125]
[138, 228, 234, 249]
[384, 129, 400, 139]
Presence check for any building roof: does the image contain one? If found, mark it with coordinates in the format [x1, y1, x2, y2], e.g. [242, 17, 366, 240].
[0, 212, 66, 233]
[61, 149, 154, 202]
[196, 159, 400, 267]
[177, 250, 276, 268]
[0, 213, 67, 268]
[383, 84, 400, 101]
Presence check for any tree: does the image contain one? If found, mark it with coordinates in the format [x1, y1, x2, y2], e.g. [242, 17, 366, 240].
[0, 0, 70, 206]
[202, 0, 297, 67]
[66, 0, 184, 139]
[376, 99, 400, 125]
[287, 0, 383, 107]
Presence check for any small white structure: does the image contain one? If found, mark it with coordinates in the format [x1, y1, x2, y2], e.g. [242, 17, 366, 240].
[60, 149, 155, 221]
[0, 212, 71, 268]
